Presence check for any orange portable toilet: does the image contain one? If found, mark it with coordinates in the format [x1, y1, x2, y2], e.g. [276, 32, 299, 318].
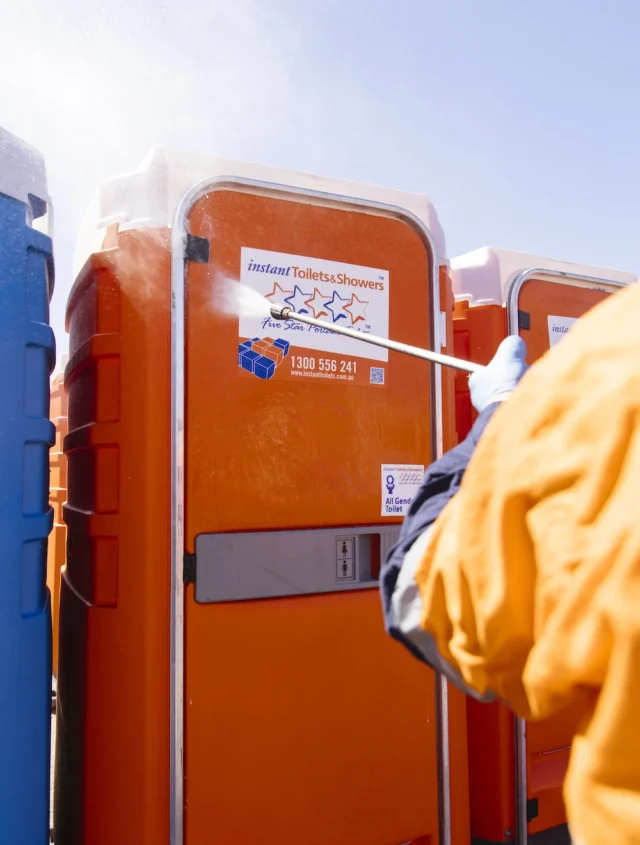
[55, 148, 469, 845]
[48, 354, 68, 677]
[450, 246, 637, 845]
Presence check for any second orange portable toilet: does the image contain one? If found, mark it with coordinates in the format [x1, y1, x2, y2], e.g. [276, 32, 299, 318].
[450, 246, 636, 845]
[55, 149, 469, 845]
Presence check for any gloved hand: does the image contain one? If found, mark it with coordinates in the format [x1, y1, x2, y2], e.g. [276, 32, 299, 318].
[469, 335, 529, 413]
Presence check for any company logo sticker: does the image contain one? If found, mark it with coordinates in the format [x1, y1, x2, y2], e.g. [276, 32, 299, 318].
[239, 247, 389, 361]
[237, 247, 390, 387]
[547, 315, 577, 348]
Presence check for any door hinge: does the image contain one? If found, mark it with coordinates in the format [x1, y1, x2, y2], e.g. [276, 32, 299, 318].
[184, 234, 210, 264]
[183, 552, 197, 584]
[518, 309, 531, 331]
[526, 797, 539, 822]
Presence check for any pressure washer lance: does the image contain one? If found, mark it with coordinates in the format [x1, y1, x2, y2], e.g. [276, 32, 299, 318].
[269, 303, 482, 375]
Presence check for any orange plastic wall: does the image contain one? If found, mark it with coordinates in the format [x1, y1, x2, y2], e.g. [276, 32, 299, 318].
[452, 301, 505, 442]
[48, 372, 69, 676]
[55, 186, 468, 845]
[55, 231, 172, 845]
[453, 278, 610, 843]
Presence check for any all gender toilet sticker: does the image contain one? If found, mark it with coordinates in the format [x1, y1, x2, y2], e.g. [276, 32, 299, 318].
[381, 464, 424, 517]
[547, 314, 577, 348]
[238, 246, 389, 386]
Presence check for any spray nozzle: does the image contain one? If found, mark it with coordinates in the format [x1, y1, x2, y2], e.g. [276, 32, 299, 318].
[270, 303, 292, 321]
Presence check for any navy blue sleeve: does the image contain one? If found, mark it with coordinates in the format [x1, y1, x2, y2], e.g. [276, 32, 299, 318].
[380, 403, 500, 650]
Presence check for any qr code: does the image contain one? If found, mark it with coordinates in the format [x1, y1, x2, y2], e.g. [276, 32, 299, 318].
[370, 367, 385, 385]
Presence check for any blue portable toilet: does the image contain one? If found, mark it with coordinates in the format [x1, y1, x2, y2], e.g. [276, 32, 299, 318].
[0, 127, 55, 843]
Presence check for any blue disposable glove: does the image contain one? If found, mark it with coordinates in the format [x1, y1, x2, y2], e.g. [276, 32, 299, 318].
[468, 335, 529, 413]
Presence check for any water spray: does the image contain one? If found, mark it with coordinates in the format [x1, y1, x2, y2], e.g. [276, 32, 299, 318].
[269, 303, 482, 374]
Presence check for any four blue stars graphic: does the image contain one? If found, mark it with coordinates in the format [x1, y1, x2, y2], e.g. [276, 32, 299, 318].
[265, 281, 370, 325]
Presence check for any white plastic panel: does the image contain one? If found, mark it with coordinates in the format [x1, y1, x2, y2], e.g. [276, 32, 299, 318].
[451, 246, 637, 306]
[0, 127, 48, 216]
[73, 147, 448, 275]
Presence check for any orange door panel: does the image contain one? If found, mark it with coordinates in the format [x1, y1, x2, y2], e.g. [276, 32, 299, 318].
[454, 272, 622, 845]
[183, 187, 467, 845]
[516, 278, 608, 361]
[515, 277, 608, 841]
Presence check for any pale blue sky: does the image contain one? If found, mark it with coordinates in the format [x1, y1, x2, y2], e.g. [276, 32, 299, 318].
[2, 0, 639, 351]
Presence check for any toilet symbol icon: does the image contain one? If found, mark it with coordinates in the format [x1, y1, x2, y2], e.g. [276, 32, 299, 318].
[386, 474, 395, 494]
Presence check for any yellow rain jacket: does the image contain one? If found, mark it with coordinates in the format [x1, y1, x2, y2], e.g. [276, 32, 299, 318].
[407, 281, 640, 844]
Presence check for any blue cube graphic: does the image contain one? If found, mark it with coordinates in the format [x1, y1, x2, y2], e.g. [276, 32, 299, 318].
[239, 347, 260, 373]
[273, 338, 290, 356]
[254, 355, 276, 380]
[239, 339, 253, 351]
